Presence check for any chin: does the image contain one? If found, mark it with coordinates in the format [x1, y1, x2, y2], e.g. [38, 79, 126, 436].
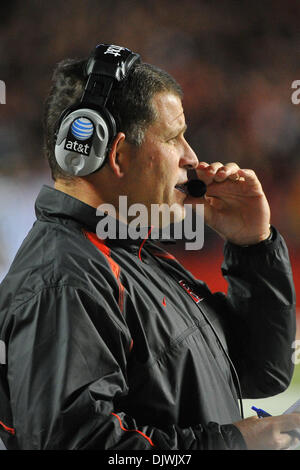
[172, 204, 186, 224]
[146, 200, 185, 230]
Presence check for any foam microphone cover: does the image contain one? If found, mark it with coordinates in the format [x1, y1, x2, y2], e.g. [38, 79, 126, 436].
[185, 179, 207, 197]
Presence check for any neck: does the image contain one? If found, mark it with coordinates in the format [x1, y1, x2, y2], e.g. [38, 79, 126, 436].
[54, 178, 106, 209]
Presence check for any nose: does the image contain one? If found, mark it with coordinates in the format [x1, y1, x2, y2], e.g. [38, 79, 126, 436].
[180, 139, 199, 169]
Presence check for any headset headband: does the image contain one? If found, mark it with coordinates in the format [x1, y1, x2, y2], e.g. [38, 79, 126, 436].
[82, 44, 140, 108]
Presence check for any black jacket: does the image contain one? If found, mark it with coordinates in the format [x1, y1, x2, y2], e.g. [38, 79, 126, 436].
[0, 185, 296, 450]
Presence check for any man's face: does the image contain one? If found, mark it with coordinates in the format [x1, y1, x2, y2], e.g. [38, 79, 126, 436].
[123, 91, 199, 227]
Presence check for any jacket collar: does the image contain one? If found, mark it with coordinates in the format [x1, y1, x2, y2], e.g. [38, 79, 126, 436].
[35, 185, 100, 232]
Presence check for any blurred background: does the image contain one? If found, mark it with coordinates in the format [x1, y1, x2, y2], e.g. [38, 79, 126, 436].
[0, 0, 299, 419]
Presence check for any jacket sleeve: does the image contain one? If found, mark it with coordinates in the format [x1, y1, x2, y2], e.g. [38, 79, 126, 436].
[215, 226, 297, 398]
[7, 284, 246, 450]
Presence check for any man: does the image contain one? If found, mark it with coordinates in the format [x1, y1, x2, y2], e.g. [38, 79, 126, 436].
[0, 44, 299, 450]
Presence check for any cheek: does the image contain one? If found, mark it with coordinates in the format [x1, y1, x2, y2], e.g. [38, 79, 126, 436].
[134, 145, 178, 192]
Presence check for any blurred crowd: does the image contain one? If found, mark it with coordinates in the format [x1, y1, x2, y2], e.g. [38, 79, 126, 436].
[0, 0, 300, 286]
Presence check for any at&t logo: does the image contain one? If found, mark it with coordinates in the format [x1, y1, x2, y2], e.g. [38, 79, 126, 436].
[64, 117, 94, 155]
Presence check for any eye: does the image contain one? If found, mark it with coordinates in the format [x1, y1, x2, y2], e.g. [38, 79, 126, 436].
[166, 134, 180, 144]
[166, 127, 187, 144]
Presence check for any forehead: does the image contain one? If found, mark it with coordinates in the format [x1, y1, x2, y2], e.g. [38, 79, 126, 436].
[150, 92, 185, 134]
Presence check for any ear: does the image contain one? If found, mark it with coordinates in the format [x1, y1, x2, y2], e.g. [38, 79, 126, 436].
[108, 132, 130, 178]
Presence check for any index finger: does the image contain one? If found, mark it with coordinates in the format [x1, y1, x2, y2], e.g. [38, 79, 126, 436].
[277, 413, 300, 433]
[195, 161, 240, 185]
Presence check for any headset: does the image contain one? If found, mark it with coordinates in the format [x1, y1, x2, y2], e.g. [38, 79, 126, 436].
[54, 44, 141, 176]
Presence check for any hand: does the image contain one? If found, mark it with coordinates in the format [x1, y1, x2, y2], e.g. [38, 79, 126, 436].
[186, 162, 271, 245]
[233, 413, 300, 450]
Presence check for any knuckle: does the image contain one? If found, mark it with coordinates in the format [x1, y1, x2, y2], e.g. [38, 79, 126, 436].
[210, 162, 223, 170]
[273, 437, 283, 450]
[226, 162, 239, 168]
[272, 431, 290, 450]
[243, 168, 256, 176]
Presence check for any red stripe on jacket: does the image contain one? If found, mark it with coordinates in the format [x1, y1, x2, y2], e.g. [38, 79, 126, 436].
[83, 230, 125, 313]
[111, 412, 155, 447]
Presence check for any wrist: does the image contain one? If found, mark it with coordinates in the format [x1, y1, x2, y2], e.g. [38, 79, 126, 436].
[230, 225, 272, 247]
[239, 225, 273, 247]
[225, 226, 277, 252]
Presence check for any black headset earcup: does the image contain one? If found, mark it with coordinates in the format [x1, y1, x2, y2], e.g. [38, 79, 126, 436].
[55, 108, 116, 176]
[54, 44, 140, 176]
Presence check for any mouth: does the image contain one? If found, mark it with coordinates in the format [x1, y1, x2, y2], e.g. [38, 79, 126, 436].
[175, 182, 188, 195]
